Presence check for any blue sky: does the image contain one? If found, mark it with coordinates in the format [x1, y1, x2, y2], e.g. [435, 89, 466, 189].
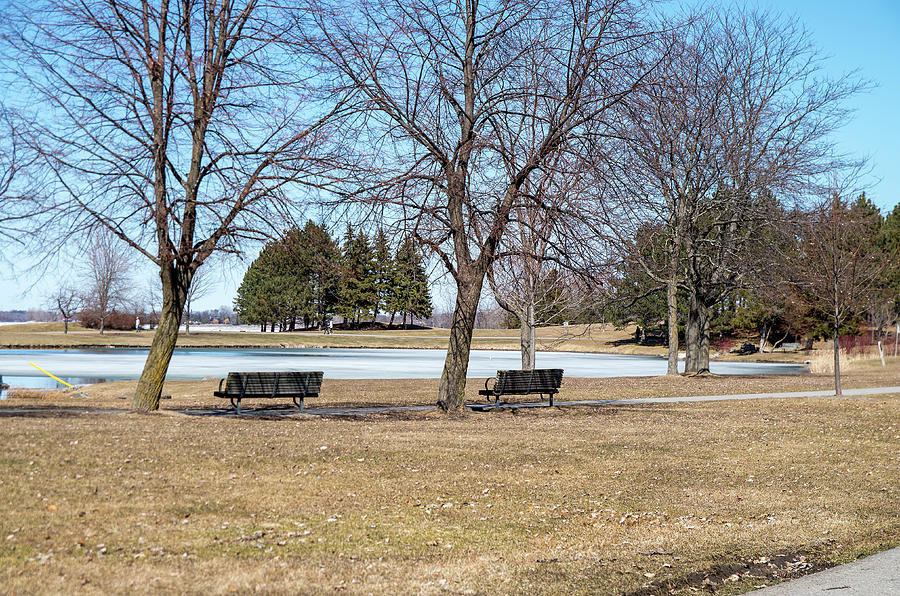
[1, 0, 898, 312]
[762, 0, 899, 211]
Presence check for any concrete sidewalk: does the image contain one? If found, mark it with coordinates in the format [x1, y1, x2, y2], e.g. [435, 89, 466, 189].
[468, 385, 900, 411]
[0, 385, 897, 418]
[178, 385, 900, 417]
[746, 546, 900, 595]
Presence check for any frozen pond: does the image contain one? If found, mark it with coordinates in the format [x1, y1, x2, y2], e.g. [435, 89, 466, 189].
[0, 347, 808, 393]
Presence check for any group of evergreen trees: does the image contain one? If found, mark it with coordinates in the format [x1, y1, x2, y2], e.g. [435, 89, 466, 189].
[234, 222, 432, 331]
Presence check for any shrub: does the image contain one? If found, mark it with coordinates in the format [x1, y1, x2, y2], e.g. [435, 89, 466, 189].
[715, 337, 736, 353]
[79, 310, 143, 330]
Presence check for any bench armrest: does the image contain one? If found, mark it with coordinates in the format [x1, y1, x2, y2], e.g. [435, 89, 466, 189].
[218, 378, 225, 393]
[484, 376, 496, 392]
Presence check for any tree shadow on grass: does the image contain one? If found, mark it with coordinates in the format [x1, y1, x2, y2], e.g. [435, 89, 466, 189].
[0, 406, 127, 418]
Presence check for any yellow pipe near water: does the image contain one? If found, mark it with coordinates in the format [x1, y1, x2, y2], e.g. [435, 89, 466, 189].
[28, 362, 74, 388]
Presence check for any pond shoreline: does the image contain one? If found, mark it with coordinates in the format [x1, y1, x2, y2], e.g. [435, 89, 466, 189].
[0, 346, 810, 394]
[0, 342, 807, 363]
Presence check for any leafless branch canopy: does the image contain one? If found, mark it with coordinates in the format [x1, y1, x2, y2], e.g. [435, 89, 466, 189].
[599, 6, 864, 265]
[0, 105, 49, 251]
[3, 0, 344, 271]
[296, 0, 657, 280]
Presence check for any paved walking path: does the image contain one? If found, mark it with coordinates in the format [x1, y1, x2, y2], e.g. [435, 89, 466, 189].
[1, 386, 897, 418]
[746, 546, 900, 595]
[177, 385, 900, 417]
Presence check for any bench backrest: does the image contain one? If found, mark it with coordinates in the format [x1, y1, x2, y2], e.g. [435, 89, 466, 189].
[221, 372, 323, 398]
[494, 369, 563, 395]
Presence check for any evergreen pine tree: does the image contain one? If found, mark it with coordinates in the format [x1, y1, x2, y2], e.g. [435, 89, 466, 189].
[235, 226, 326, 331]
[234, 241, 286, 331]
[371, 229, 395, 323]
[298, 221, 341, 328]
[338, 225, 378, 325]
[392, 238, 433, 328]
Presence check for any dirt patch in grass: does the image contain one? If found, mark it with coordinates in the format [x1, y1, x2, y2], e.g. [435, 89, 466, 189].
[0, 391, 897, 595]
[624, 549, 829, 595]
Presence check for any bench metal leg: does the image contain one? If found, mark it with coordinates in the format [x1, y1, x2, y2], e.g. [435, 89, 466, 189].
[293, 396, 304, 411]
[549, 392, 554, 407]
[229, 397, 241, 414]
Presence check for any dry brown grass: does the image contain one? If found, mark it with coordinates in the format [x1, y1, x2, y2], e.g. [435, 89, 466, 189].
[2, 361, 894, 412]
[4, 388, 70, 400]
[0, 322, 92, 333]
[806, 349, 898, 374]
[0, 375, 898, 595]
[0, 322, 631, 352]
[0, 322, 683, 357]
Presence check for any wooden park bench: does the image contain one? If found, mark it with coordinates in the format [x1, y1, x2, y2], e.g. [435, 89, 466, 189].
[477, 369, 564, 408]
[214, 371, 324, 414]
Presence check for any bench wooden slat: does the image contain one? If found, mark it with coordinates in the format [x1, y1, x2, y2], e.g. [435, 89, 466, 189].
[215, 372, 323, 397]
[495, 369, 562, 394]
[213, 372, 324, 413]
[477, 369, 563, 407]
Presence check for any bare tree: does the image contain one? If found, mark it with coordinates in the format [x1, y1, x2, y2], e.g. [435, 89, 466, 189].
[488, 168, 603, 369]
[80, 230, 132, 334]
[0, 105, 46, 254]
[791, 186, 889, 395]
[868, 300, 896, 367]
[49, 286, 82, 334]
[140, 277, 164, 330]
[597, 7, 863, 375]
[183, 266, 217, 334]
[3, 0, 344, 410]
[299, 0, 657, 410]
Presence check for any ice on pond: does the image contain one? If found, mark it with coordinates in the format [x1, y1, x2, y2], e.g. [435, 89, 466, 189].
[0, 347, 808, 390]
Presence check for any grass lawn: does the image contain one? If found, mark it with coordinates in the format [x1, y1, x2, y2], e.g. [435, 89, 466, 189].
[0, 369, 898, 594]
[0, 322, 653, 354]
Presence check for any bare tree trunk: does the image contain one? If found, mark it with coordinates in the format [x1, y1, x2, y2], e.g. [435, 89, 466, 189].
[699, 306, 710, 373]
[832, 323, 842, 396]
[487, 267, 536, 372]
[759, 321, 770, 353]
[771, 331, 789, 351]
[685, 292, 701, 373]
[132, 266, 189, 412]
[894, 322, 899, 357]
[666, 277, 679, 375]
[666, 200, 685, 376]
[683, 289, 712, 374]
[437, 272, 483, 411]
[99, 316, 105, 335]
[184, 294, 191, 335]
[520, 301, 535, 370]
